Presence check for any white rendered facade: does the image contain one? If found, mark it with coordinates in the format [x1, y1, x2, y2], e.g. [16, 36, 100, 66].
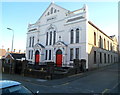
[26, 3, 118, 69]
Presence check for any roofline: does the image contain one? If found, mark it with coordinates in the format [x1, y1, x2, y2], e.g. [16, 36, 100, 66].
[36, 2, 69, 23]
[5, 52, 14, 60]
[88, 21, 113, 41]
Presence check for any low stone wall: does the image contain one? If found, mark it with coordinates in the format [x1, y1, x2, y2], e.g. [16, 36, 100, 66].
[24, 69, 48, 79]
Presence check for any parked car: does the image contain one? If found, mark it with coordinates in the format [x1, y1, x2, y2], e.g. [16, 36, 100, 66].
[0, 80, 35, 94]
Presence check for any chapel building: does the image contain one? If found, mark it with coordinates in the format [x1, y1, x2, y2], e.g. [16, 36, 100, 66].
[26, 3, 119, 69]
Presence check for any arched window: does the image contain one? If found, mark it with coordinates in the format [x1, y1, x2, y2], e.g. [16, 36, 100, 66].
[54, 9, 56, 13]
[94, 32, 96, 45]
[29, 37, 31, 47]
[70, 29, 74, 44]
[53, 31, 56, 45]
[100, 52, 102, 63]
[47, 12, 49, 15]
[94, 51, 96, 64]
[32, 37, 34, 47]
[28, 50, 30, 59]
[99, 36, 102, 48]
[49, 50, 51, 60]
[45, 50, 48, 60]
[49, 31, 52, 45]
[70, 48, 73, 61]
[31, 50, 33, 59]
[104, 38, 106, 49]
[46, 32, 48, 46]
[111, 43, 112, 51]
[108, 41, 109, 50]
[51, 7, 53, 14]
[76, 48, 79, 59]
[104, 53, 106, 63]
[76, 28, 79, 43]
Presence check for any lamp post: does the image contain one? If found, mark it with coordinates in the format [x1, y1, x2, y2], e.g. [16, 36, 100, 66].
[7, 28, 14, 52]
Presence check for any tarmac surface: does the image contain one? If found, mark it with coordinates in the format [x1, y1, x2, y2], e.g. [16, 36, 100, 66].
[1, 63, 120, 94]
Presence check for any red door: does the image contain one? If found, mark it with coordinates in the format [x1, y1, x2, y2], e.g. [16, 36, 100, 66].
[35, 50, 40, 64]
[56, 49, 62, 67]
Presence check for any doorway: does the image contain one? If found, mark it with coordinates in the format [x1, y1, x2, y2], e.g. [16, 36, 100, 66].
[35, 50, 40, 65]
[56, 49, 62, 67]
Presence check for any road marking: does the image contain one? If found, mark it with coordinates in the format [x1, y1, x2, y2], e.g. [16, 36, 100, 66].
[102, 89, 110, 95]
[61, 82, 69, 86]
[68, 73, 83, 78]
[111, 82, 119, 90]
[36, 79, 47, 82]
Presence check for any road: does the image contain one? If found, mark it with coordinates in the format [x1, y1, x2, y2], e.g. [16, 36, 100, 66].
[2, 63, 120, 94]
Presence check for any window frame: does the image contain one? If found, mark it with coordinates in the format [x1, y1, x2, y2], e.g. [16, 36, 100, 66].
[70, 29, 74, 44]
[76, 29, 79, 43]
[70, 48, 73, 61]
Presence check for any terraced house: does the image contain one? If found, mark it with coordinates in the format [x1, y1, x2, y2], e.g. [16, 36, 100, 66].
[26, 3, 119, 70]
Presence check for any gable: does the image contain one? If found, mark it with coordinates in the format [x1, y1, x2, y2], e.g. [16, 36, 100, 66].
[54, 41, 67, 47]
[36, 3, 69, 24]
[6, 55, 11, 59]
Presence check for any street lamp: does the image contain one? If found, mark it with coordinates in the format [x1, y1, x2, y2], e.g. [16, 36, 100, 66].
[7, 28, 14, 52]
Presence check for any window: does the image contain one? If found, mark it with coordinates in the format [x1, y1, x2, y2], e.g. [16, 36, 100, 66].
[53, 31, 56, 45]
[29, 37, 31, 47]
[111, 55, 112, 63]
[104, 38, 106, 49]
[54, 9, 56, 13]
[31, 50, 33, 59]
[108, 54, 110, 63]
[32, 37, 34, 47]
[76, 29, 79, 43]
[8, 59, 10, 64]
[104, 53, 106, 63]
[51, 7, 53, 14]
[114, 56, 115, 63]
[49, 50, 51, 60]
[28, 50, 30, 59]
[49, 31, 52, 45]
[111, 43, 112, 51]
[108, 41, 109, 50]
[45, 50, 48, 60]
[70, 48, 73, 61]
[100, 52, 102, 63]
[94, 32, 96, 45]
[94, 51, 96, 63]
[47, 12, 49, 15]
[76, 48, 79, 59]
[99, 36, 102, 48]
[46, 32, 48, 46]
[70, 29, 74, 44]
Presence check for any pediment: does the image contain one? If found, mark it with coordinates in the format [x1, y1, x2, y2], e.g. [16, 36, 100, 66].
[34, 43, 45, 49]
[36, 3, 69, 23]
[54, 41, 67, 47]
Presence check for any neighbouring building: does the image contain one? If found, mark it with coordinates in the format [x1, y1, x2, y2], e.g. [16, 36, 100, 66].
[2, 52, 25, 74]
[26, 3, 119, 70]
[0, 49, 6, 59]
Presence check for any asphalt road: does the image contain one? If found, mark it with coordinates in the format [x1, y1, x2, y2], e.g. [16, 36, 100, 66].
[2, 63, 120, 94]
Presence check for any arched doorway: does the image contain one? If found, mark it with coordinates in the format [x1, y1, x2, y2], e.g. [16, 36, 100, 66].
[35, 50, 40, 65]
[56, 49, 62, 67]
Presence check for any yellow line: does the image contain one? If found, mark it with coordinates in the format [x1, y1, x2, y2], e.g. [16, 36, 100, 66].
[68, 73, 83, 78]
[62, 82, 69, 86]
[102, 89, 110, 95]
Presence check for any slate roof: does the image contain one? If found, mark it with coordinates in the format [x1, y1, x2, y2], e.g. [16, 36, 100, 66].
[10, 53, 25, 60]
[38, 43, 45, 48]
[56, 41, 68, 46]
